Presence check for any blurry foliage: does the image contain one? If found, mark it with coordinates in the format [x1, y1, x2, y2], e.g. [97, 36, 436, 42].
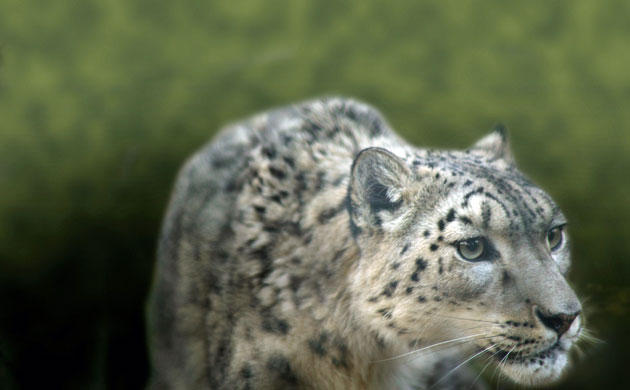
[0, 0, 629, 388]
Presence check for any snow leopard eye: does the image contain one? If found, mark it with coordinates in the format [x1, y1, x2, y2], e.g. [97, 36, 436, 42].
[457, 237, 488, 261]
[547, 226, 564, 251]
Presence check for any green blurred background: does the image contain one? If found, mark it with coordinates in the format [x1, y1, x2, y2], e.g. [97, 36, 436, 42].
[0, 0, 628, 388]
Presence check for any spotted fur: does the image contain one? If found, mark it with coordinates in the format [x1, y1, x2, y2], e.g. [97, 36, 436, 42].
[147, 98, 582, 389]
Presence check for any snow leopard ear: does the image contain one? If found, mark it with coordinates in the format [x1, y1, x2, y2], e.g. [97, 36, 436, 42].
[468, 124, 515, 165]
[347, 147, 411, 235]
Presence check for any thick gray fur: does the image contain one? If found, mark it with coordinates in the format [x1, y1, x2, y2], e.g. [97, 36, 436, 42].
[147, 98, 582, 389]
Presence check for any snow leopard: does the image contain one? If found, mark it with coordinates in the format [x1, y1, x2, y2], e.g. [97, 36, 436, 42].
[146, 97, 583, 389]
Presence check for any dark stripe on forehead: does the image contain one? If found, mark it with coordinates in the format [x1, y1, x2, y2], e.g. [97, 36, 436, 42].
[482, 192, 519, 232]
[491, 183, 556, 233]
[414, 152, 562, 233]
[481, 201, 492, 229]
[479, 173, 541, 232]
[462, 186, 484, 206]
[531, 187, 563, 221]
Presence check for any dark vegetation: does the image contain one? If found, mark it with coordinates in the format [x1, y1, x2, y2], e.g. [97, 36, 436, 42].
[0, 1, 629, 388]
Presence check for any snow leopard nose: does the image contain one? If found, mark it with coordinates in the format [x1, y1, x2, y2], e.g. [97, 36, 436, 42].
[535, 308, 580, 338]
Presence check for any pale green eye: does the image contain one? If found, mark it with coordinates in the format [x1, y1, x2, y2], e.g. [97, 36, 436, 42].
[457, 237, 486, 261]
[547, 226, 564, 251]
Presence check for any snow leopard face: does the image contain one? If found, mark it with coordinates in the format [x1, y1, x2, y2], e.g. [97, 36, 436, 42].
[347, 128, 582, 386]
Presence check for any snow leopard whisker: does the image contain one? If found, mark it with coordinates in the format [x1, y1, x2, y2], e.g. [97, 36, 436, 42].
[403, 306, 449, 352]
[414, 309, 502, 325]
[428, 343, 500, 390]
[406, 336, 504, 364]
[572, 327, 602, 360]
[399, 307, 501, 359]
[494, 344, 517, 390]
[578, 327, 603, 345]
[372, 333, 489, 363]
[460, 324, 504, 332]
[395, 323, 500, 334]
[468, 346, 505, 390]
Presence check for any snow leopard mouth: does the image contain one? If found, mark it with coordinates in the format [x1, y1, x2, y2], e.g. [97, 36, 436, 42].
[493, 341, 563, 364]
